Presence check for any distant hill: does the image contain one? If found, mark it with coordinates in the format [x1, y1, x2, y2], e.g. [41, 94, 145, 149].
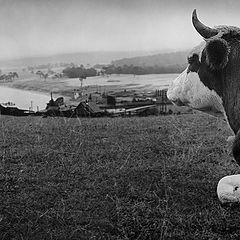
[112, 51, 189, 67]
[0, 50, 167, 69]
[0, 50, 190, 73]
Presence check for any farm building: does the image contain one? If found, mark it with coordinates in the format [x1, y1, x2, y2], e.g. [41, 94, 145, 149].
[74, 101, 104, 117]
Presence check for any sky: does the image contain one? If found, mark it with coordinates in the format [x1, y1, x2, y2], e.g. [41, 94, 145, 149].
[0, 0, 240, 60]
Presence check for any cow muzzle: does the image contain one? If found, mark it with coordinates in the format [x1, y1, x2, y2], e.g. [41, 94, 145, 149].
[171, 98, 189, 106]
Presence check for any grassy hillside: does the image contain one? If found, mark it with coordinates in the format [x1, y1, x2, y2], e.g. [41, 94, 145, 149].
[112, 51, 188, 68]
[1, 113, 240, 239]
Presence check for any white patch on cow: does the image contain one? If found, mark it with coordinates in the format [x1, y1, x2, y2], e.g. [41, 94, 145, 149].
[227, 135, 235, 142]
[167, 68, 224, 113]
[217, 175, 240, 203]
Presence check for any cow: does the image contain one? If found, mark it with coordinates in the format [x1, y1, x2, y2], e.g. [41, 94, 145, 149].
[167, 9, 240, 204]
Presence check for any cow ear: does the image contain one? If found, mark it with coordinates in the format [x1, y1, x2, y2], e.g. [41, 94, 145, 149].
[205, 38, 230, 71]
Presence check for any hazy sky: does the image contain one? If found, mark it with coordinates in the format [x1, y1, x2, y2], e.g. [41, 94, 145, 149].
[1, 0, 240, 59]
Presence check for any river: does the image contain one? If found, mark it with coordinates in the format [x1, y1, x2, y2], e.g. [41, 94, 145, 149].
[0, 86, 50, 111]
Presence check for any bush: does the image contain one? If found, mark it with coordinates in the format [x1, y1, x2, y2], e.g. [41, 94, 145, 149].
[62, 66, 97, 78]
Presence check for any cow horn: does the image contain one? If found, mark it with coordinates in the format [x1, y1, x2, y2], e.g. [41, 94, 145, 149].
[192, 9, 219, 39]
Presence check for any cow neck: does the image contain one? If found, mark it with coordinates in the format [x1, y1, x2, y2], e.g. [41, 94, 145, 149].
[222, 41, 240, 134]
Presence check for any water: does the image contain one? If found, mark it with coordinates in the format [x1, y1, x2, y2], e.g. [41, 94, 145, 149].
[0, 86, 50, 111]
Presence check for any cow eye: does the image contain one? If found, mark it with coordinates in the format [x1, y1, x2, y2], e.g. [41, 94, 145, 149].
[187, 54, 201, 73]
[188, 54, 199, 64]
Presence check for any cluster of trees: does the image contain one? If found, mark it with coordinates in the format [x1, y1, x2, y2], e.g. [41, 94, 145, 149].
[63, 63, 186, 78]
[102, 64, 186, 75]
[62, 65, 97, 78]
[28, 62, 186, 80]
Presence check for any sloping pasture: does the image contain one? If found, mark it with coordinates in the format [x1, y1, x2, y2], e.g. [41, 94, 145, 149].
[0, 113, 239, 239]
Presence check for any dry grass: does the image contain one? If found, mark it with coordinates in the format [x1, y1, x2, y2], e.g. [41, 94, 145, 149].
[0, 113, 239, 239]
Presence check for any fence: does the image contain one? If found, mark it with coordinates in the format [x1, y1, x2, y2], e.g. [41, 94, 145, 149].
[155, 89, 171, 114]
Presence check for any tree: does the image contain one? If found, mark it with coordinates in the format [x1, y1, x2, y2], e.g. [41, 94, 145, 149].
[42, 73, 48, 81]
[62, 66, 97, 78]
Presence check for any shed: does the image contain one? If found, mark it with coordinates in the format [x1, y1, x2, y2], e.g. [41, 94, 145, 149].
[74, 101, 104, 117]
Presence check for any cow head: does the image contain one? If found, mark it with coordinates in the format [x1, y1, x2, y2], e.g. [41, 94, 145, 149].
[167, 9, 240, 135]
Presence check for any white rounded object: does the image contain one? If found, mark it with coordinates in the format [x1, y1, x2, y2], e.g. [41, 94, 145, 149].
[217, 175, 240, 203]
[227, 135, 235, 143]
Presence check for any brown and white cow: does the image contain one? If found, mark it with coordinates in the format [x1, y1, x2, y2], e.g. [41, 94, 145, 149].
[167, 10, 240, 162]
[167, 9, 240, 203]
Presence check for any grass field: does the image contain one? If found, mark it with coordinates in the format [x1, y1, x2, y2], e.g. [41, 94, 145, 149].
[1, 113, 240, 239]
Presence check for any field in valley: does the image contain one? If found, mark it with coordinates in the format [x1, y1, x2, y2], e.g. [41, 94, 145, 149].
[0, 71, 177, 101]
[1, 113, 240, 239]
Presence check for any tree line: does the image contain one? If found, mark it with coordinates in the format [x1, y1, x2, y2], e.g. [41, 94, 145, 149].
[62, 63, 186, 78]
[102, 64, 186, 75]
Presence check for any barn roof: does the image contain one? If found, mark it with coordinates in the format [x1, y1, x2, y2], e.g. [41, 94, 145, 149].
[87, 102, 103, 113]
[76, 101, 103, 113]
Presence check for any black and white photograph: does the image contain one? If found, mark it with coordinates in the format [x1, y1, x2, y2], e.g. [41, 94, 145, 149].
[1, 0, 240, 239]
